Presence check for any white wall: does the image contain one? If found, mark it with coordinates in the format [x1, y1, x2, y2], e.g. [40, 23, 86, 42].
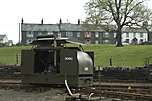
[3, 36, 9, 43]
[122, 32, 148, 44]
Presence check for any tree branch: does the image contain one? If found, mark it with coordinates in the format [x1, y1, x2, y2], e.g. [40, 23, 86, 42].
[108, 0, 117, 22]
[126, 0, 144, 16]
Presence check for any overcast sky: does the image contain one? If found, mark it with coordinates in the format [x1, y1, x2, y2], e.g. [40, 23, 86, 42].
[0, 0, 151, 44]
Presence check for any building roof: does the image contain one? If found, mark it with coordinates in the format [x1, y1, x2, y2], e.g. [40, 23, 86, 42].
[122, 27, 147, 33]
[0, 35, 7, 40]
[21, 23, 147, 33]
[22, 24, 59, 32]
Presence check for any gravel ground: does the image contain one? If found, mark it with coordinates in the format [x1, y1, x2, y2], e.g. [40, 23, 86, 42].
[0, 88, 131, 101]
[0, 88, 67, 101]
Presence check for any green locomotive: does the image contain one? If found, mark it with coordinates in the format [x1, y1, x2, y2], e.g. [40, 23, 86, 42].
[21, 35, 94, 87]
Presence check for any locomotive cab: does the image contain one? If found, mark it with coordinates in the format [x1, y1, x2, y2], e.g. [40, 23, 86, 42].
[21, 35, 94, 87]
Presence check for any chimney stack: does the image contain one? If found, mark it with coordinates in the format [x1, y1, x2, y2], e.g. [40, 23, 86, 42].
[59, 18, 62, 24]
[41, 18, 43, 24]
[78, 19, 80, 25]
[21, 18, 24, 24]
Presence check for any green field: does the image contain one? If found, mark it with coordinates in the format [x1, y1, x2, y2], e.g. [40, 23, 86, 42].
[0, 45, 152, 67]
[83, 45, 152, 67]
[0, 46, 31, 65]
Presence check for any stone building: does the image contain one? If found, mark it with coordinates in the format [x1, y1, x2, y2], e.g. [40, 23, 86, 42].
[21, 19, 148, 45]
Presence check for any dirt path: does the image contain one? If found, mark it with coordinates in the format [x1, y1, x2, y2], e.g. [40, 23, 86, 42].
[0, 88, 67, 101]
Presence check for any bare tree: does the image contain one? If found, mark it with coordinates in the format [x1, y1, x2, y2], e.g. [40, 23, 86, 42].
[132, 6, 152, 41]
[85, 0, 152, 47]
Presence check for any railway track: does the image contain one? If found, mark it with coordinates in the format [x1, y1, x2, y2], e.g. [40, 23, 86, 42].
[0, 65, 152, 100]
[79, 84, 152, 100]
[0, 79, 152, 100]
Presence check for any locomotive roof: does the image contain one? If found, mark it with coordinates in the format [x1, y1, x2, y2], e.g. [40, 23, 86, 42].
[32, 37, 69, 45]
[31, 35, 85, 47]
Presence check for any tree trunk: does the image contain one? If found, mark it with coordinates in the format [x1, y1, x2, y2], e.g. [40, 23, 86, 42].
[146, 29, 151, 41]
[116, 28, 123, 47]
[148, 32, 151, 42]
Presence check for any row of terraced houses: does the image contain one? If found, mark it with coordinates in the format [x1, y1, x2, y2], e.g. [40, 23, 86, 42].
[21, 19, 152, 45]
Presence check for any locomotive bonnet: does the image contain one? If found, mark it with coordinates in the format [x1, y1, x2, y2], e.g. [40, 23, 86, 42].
[21, 35, 94, 87]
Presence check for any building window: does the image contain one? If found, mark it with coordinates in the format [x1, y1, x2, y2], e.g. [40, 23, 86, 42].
[95, 32, 99, 38]
[77, 32, 80, 37]
[38, 32, 48, 36]
[48, 32, 53, 35]
[114, 33, 117, 38]
[95, 40, 99, 44]
[38, 32, 42, 36]
[26, 32, 33, 38]
[105, 32, 109, 35]
[140, 33, 143, 38]
[66, 32, 73, 38]
[84, 32, 91, 38]
[126, 33, 129, 38]
[133, 33, 136, 38]
[58, 33, 61, 38]
[40, 31, 48, 35]
[104, 40, 109, 43]
[104, 32, 109, 37]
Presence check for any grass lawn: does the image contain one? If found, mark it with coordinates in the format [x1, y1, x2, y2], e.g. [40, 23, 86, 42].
[0, 46, 31, 65]
[83, 45, 152, 67]
[0, 45, 152, 67]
